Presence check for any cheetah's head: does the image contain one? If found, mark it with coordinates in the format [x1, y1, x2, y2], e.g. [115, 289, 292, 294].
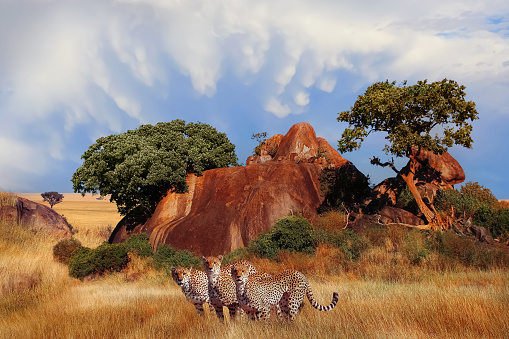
[230, 263, 250, 286]
[171, 267, 191, 286]
[202, 255, 223, 279]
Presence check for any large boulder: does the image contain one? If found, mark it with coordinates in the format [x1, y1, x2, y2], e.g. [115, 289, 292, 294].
[110, 122, 356, 256]
[0, 198, 72, 238]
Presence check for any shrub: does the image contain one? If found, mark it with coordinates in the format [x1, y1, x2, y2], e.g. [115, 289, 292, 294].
[249, 216, 315, 259]
[68, 242, 129, 280]
[152, 244, 201, 271]
[460, 182, 499, 206]
[123, 233, 153, 257]
[491, 208, 509, 241]
[53, 238, 82, 265]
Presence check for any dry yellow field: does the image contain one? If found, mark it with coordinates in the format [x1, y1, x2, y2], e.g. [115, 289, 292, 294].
[17, 193, 122, 247]
[2, 193, 509, 338]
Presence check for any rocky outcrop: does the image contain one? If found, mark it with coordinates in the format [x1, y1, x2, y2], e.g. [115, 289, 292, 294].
[110, 122, 356, 256]
[0, 198, 72, 238]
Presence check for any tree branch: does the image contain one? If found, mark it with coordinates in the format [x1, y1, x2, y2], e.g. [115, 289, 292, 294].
[369, 156, 399, 174]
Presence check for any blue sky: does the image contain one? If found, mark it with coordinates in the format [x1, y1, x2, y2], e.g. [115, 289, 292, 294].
[1, 0, 508, 199]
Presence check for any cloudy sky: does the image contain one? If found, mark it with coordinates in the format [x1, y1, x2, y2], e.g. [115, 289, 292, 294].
[1, 0, 508, 199]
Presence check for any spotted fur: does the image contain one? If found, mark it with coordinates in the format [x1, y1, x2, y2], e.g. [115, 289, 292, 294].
[202, 255, 257, 320]
[231, 263, 339, 321]
[171, 266, 209, 316]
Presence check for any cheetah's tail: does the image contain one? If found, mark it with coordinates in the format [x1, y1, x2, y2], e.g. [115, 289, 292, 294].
[306, 288, 339, 312]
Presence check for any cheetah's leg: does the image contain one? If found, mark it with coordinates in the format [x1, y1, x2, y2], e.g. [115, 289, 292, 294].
[278, 292, 291, 320]
[227, 303, 239, 320]
[212, 303, 225, 320]
[287, 291, 305, 321]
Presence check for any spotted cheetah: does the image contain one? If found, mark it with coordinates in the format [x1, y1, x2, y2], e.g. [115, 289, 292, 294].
[231, 263, 339, 321]
[202, 255, 258, 320]
[171, 266, 209, 316]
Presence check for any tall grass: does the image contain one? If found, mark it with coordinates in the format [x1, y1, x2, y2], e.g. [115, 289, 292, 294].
[2, 197, 509, 338]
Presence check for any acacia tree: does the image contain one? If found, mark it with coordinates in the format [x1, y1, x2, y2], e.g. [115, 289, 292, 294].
[71, 120, 238, 217]
[41, 191, 64, 208]
[337, 79, 478, 229]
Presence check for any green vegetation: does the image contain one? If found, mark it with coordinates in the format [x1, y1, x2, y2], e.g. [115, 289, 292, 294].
[338, 79, 478, 228]
[71, 120, 238, 217]
[64, 233, 202, 280]
[249, 216, 315, 259]
[41, 192, 64, 208]
[152, 244, 201, 272]
[435, 182, 509, 240]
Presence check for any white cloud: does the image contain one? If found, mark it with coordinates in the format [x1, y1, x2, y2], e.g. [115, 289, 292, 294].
[265, 97, 291, 117]
[1, 0, 509, 193]
[294, 92, 310, 106]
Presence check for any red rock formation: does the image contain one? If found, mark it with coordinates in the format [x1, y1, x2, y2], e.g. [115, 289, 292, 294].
[110, 122, 354, 256]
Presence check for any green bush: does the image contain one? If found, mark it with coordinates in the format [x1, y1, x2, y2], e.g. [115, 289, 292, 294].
[492, 208, 509, 241]
[68, 242, 130, 280]
[249, 215, 315, 259]
[152, 244, 201, 271]
[53, 238, 82, 265]
[123, 233, 153, 257]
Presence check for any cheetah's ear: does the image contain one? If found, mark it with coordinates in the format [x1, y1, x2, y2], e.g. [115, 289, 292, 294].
[202, 256, 207, 262]
[218, 255, 223, 261]
[170, 266, 176, 274]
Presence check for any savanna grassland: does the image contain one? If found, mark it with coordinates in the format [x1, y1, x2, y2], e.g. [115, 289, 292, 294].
[1, 192, 509, 338]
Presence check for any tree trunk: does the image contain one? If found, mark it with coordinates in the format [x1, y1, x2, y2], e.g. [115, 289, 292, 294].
[399, 156, 443, 230]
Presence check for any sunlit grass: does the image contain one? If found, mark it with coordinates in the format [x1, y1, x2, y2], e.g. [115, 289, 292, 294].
[2, 193, 509, 338]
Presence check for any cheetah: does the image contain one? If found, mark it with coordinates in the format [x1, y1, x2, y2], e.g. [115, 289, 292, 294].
[202, 255, 258, 320]
[171, 266, 209, 316]
[231, 263, 339, 321]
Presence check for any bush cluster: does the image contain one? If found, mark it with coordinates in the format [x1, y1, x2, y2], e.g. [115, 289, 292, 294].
[435, 182, 509, 239]
[152, 244, 201, 272]
[63, 233, 204, 280]
[248, 216, 315, 259]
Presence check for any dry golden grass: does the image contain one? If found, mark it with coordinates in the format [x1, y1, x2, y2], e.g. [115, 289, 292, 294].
[2, 194, 509, 338]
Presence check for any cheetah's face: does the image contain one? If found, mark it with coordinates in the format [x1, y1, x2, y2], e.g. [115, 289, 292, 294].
[202, 255, 223, 278]
[231, 264, 249, 285]
[171, 267, 190, 286]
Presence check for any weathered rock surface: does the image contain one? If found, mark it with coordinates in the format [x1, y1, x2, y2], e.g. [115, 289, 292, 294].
[110, 122, 355, 256]
[0, 198, 72, 238]
[377, 206, 425, 226]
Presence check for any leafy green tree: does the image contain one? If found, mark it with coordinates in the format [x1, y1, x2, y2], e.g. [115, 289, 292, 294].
[72, 120, 238, 216]
[337, 79, 478, 229]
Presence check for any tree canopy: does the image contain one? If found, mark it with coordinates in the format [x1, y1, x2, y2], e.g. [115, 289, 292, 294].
[41, 191, 64, 208]
[71, 120, 238, 216]
[337, 79, 479, 229]
[338, 79, 478, 157]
